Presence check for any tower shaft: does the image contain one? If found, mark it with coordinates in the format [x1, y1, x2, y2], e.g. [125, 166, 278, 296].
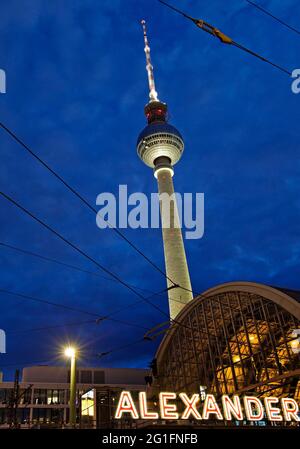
[156, 166, 193, 319]
[138, 20, 193, 321]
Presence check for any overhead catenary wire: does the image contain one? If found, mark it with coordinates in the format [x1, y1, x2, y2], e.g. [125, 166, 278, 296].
[96, 337, 150, 359]
[0, 3, 296, 357]
[232, 41, 291, 76]
[0, 189, 169, 312]
[1, 7, 241, 366]
[0, 288, 100, 317]
[0, 283, 190, 335]
[0, 121, 176, 288]
[245, 0, 300, 36]
[0, 359, 54, 369]
[1, 241, 191, 336]
[4, 311, 248, 368]
[0, 288, 150, 331]
[0, 241, 153, 295]
[158, 0, 292, 76]
[0, 242, 192, 331]
[0, 335, 152, 369]
[0, 241, 191, 312]
[0, 192, 203, 334]
[0, 240, 188, 309]
[0, 291, 179, 369]
[0, 246, 191, 325]
[6, 319, 95, 335]
[0, 90, 204, 305]
[0, 189, 197, 332]
[0, 295, 175, 369]
[102, 285, 183, 318]
[0, 239, 183, 312]
[0, 284, 182, 330]
[0, 124, 195, 323]
[0, 286, 189, 374]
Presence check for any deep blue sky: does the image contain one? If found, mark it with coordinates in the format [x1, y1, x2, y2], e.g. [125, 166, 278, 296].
[0, 0, 299, 380]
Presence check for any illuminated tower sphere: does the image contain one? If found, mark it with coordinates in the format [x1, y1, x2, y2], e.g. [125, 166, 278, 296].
[137, 20, 193, 320]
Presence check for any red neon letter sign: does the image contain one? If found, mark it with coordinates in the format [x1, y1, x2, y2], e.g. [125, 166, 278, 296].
[179, 393, 202, 420]
[139, 392, 159, 419]
[159, 392, 179, 420]
[115, 391, 139, 419]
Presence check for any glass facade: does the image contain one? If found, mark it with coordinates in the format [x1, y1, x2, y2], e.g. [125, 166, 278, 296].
[0, 407, 30, 425]
[156, 289, 300, 401]
[32, 408, 64, 426]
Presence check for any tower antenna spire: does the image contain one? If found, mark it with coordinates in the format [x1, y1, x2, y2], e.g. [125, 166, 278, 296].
[141, 19, 159, 102]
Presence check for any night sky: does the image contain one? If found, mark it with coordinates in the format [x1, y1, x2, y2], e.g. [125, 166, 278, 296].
[0, 0, 299, 380]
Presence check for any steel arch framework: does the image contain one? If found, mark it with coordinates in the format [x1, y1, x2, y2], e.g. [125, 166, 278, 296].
[155, 283, 300, 400]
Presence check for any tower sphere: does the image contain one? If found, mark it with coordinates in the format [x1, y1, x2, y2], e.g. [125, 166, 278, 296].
[137, 120, 184, 168]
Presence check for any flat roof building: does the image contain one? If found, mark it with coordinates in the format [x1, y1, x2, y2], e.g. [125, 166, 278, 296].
[0, 366, 148, 428]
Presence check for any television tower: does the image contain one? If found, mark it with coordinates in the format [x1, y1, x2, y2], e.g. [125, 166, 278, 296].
[137, 20, 193, 320]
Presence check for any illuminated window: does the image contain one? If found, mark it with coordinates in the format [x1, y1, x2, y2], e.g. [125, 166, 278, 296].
[81, 389, 94, 417]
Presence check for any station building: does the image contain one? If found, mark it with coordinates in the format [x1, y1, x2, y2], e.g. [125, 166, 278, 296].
[0, 365, 148, 428]
[150, 281, 300, 426]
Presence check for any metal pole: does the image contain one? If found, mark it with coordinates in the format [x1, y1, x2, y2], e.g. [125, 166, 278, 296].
[69, 353, 76, 427]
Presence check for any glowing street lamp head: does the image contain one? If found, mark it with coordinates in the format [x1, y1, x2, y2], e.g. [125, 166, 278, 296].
[64, 346, 76, 358]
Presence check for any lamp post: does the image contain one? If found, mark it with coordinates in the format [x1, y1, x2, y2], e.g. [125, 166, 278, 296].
[65, 346, 77, 427]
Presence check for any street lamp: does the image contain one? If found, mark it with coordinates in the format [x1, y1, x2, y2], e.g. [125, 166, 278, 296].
[64, 346, 77, 427]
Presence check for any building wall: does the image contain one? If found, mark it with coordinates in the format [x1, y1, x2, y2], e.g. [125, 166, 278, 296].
[22, 366, 148, 385]
[0, 366, 148, 428]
